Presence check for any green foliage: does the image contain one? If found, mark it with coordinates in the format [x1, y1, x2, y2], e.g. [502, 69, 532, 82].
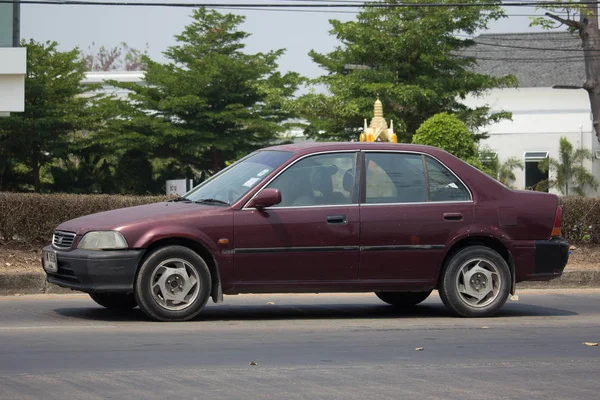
[114, 149, 155, 195]
[479, 146, 524, 189]
[0, 40, 100, 192]
[530, 3, 582, 33]
[101, 8, 302, 178]
[412, 113, 482, 167]
[295, 0, 516, 142]
[538, 137, 598, 196]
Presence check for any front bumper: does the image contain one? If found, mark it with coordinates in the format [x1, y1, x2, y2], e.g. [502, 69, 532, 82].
[527, 238, 570, 281]
[42, 246, 145, 293]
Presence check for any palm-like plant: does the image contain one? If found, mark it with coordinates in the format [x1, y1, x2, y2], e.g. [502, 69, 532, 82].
[538, 137, 598, 196]
[480, 147, 523, 189]
[497, 157, 524, 189]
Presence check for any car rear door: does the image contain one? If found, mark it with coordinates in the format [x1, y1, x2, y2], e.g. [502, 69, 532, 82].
[358, 151, 474, 286]
[233, 151, 360, 288]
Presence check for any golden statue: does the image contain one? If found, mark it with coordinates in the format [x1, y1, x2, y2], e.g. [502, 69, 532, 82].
[359, 97, 398, 143]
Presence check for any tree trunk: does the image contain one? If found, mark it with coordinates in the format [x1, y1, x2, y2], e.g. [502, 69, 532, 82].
[31, 153, 40, 193]
[211, 147, 220, 174]
[580, 4, 600, 144]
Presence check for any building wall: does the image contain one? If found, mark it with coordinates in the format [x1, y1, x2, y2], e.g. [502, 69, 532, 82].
[463, 87, 600, 196]
[0, 48, 26, 115]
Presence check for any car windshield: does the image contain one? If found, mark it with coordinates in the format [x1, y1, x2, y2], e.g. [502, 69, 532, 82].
[184, 150, 293, 205]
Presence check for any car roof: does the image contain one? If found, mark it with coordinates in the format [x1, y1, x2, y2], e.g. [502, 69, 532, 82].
[264, 141, 442, 156]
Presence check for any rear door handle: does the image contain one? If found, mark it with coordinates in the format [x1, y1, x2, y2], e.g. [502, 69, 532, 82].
[326, 215, 347, 224]
[443, 213, 463, 221]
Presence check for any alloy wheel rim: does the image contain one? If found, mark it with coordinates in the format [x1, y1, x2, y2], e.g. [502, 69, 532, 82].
[150, 258, 200, 311]
[455, 257, 501, 308]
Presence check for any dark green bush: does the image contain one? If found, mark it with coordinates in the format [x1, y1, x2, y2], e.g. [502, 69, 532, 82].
[0, 193, 171, 245]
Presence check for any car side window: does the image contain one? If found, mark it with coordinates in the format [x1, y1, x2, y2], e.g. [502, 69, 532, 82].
[266, 152, 356, 207]
[425, 156, 471, 202]
[365, 153, 427, 204]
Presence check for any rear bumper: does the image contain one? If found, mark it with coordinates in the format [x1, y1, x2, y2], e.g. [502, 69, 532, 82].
[526, 238, 570, 281]
[42, 245, 145, 293]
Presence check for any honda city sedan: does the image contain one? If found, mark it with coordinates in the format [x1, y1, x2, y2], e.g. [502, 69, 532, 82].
[42, 142, 569, 321]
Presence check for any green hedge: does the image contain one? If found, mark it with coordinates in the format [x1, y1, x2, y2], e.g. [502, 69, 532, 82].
[0, 193, 598, 246]
[0, 193, 171, 245]
[560, 197, 600, 245]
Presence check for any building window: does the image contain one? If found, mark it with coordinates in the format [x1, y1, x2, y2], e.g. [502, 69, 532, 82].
[524, 151, 549, 192]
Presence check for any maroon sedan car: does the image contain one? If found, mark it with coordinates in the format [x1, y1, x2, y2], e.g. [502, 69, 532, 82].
[42, 142, 569, 321]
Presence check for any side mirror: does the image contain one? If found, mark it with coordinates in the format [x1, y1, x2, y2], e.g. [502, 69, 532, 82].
[247, 188, 281, 210]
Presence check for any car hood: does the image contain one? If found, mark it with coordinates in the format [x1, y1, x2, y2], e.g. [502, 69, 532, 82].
[56, 201, 221, 236]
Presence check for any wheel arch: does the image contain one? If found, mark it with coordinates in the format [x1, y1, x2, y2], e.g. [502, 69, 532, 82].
[439, 236, 516, 295]
[137, 237, 223, 303]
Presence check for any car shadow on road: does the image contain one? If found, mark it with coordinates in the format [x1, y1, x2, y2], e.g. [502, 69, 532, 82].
[52, 300, 578, 323]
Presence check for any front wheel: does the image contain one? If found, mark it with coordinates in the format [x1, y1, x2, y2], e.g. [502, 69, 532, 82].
[375, 291, 432, 308]
[89, 293, 137, 310]
[134, 245, 212, 322]
[438, 246, 511, 318]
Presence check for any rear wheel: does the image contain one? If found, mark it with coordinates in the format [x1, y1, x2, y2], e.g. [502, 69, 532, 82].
[439, 246, 511, 317]
[134, 245, 211, 322]
[375, 290, 432, 308]
[89, 293, 137, 310]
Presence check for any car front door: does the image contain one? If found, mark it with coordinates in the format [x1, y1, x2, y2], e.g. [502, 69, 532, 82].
[233, 151, 360, 289]
[359, 151, 473, 286]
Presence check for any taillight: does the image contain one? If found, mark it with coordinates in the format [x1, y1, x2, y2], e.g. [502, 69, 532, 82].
[551, 205, 563, 237]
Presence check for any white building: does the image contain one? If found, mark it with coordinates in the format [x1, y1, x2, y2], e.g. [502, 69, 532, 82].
[0, 2, 26, 116]
[82, 71, 145, 99]
[463, 32, 600, 196]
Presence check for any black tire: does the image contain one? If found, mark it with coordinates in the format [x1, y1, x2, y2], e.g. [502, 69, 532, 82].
[439, 246, 511, 318]
[89, 293, 137, 310]
[375, 291, 432, 308]
[134, 245, 212, 322]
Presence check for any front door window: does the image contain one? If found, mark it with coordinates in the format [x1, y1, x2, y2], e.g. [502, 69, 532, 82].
[265, 152, 357, 207]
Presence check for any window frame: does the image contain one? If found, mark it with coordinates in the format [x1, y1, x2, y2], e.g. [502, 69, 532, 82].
[360, 150, 473, 205]
[523, 151, 549, 191]
[242, 150, 360, 210]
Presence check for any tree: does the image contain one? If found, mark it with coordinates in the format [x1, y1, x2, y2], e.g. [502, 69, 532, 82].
[412, 113, 482, 168]
[538, 137, 598, 196]
[295, 0, 516, 142]
[84, 42, 148, 71]
[0, 40, 99, 192]
[531, 3, 600, 143]
[101, 8, 302, 179]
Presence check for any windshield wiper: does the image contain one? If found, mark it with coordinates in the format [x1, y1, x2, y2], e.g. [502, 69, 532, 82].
[168, 196, 192, 202]
[194, 198, 230, 206]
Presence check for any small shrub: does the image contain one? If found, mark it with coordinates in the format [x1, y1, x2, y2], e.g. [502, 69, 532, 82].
[412, 112, 480, 168]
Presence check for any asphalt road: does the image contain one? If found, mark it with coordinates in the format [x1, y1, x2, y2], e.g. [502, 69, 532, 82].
[0, 290, 599, 400]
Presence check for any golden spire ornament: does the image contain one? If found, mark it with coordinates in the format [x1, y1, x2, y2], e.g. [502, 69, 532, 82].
[359, 96, 398, 143]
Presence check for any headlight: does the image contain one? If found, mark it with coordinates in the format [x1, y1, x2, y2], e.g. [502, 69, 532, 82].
[78, 231, 128, 250]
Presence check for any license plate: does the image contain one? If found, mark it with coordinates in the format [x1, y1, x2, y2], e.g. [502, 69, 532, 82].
[43, 250, 58, 273]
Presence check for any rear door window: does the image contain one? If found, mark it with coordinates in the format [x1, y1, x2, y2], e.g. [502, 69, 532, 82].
[364, 153, 427, 204]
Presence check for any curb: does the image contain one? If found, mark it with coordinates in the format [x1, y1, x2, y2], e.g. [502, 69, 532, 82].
[519, 268, 600, 289]
[1, 268, 599, 296]
[0, 273, 73, 296]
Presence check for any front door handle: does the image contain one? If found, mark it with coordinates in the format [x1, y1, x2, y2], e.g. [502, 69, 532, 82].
[326, 215, 347, 224]
[443, 212, 463, 221]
